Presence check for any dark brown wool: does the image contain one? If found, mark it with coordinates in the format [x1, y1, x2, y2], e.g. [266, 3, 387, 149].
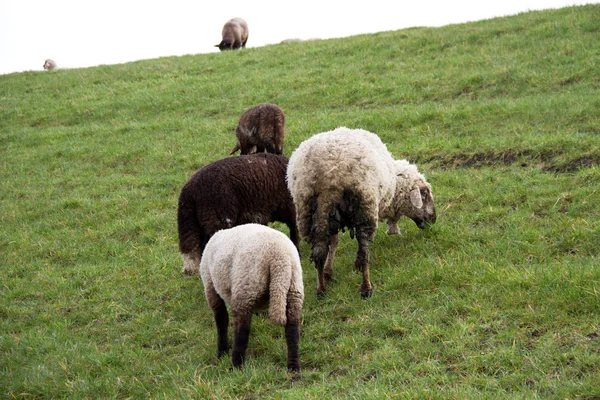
[177, 153, 299, 275]
[230, 103, 286, 155]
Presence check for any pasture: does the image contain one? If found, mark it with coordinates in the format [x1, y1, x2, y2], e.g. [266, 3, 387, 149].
[1, 4, 599, 398]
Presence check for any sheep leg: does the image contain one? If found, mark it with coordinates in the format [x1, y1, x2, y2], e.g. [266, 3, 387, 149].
[287, 221, 300, 255]
[265, 143, 276, 154]
[355, 228, 373, 298]
[315, 263, 327, 298]
[182, 251, 201, 276]
[214, 299, 230, 356]
[231, 311, 252, 368]
[206, 287, 230, 356]
[323, 233, 339, 281]
[285, 322, 301, 372]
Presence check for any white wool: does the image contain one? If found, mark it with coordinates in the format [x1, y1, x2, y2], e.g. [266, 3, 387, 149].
[200, 223, 303, 325]
[287, 127, 397, 221]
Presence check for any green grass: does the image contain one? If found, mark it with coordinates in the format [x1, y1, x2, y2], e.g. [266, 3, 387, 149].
[2, 4, 600, 398]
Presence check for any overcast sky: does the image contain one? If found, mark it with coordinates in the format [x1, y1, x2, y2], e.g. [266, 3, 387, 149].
[0, 0, 597, 75]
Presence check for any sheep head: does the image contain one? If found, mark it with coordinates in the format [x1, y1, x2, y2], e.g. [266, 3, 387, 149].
[216, 41, 233, 51]
[407, 183, 436, 229]
[385, 161, 436, 234]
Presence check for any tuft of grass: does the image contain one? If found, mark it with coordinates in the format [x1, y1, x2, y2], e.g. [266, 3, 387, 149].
[1, 4, 600, 398]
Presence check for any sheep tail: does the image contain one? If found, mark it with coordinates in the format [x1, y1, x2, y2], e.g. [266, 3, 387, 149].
[308, 192, 339, 267]
[268, 260, 293, 326]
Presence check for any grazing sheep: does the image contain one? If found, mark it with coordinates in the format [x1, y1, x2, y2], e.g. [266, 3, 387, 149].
[43, 59, 57, 70]
[178, 153, 299, 275]
[216, 18, 249, 51]
[200, 223, 304, 371]
[230, 103, 286, 155]
[287, 127, 436, 298]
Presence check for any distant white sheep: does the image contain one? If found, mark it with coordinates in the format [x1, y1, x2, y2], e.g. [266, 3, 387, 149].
[200, 223, 304, 371]
[287, 127, 436, 298]
[216, 18, 249, 51]
[43, 59, 57, 70]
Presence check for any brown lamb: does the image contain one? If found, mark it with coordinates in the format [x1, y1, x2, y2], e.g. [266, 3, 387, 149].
[230, 103, 286, 155]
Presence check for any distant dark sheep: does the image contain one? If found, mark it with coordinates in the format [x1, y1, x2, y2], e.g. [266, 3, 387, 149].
[216, 18, 248, 51]
[177, 153, 299, 275]
[230, 103, 286, 155]
[43, 59, 57, 70]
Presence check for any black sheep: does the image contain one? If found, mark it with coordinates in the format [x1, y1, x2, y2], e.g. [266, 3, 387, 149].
[178, 153, 299, 275]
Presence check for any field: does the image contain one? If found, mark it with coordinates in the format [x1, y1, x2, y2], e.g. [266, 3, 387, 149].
[1, 4, 599, 398]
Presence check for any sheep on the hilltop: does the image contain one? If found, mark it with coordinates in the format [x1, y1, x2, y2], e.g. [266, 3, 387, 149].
[216, 18, 249, 51]
[178, 153, 299, 275]
[287, 127, 436, 298]
[230, 103, 286, 155]
[43, 59, 57, 70]
[200, 223, 304, 371]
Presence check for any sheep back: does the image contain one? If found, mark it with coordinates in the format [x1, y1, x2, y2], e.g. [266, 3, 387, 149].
[287, 127, 397, 242]
[200, 223, 304, 325]
[178, 153, 298, 275]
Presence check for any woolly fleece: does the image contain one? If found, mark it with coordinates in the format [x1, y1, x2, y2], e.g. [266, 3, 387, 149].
[287, 126, 397, 240]
[200, 224, 304, 326]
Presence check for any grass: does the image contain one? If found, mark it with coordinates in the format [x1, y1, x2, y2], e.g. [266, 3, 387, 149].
[1, 4, 600, 398]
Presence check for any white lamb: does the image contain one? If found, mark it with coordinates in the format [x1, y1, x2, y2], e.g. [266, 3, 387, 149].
[287, 127, 436, 298]
[200, 223, 304, 371]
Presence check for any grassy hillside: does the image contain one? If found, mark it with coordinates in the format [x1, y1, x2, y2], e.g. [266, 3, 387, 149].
[1, 4, 599, 398]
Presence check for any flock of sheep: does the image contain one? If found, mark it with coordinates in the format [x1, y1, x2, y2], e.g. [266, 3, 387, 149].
[178, 100, 437, 372]
[40, 16, 435, 374]
[38, 17, 437, 372]
[177, 19, 438, 373]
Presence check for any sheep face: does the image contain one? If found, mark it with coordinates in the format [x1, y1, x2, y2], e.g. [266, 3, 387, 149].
[407, 183, 436, 229]
[43, 59, 56, 70]
[217, 40, 235, 50]
[386, 182, 436, 234]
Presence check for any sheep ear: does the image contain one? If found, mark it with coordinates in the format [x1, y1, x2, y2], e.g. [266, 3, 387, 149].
[410, 188, 423, 209]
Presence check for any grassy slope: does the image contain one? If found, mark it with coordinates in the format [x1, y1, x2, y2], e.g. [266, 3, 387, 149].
[1, 4, 599, 398]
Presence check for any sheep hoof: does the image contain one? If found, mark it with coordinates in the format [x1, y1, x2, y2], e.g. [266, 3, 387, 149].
[289, 371, 302, 381]
[183, 268, 199, 276]
[360, 286, 373, 298]
[316, 288, 327, 299]
[324, 271, 333, 282]
[218, 347, 230, 357]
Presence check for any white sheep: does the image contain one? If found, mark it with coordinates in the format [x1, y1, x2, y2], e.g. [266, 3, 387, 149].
[43, 59, 57, 70]
[200, 223, 304, 371]
[287, 127, 436, 298]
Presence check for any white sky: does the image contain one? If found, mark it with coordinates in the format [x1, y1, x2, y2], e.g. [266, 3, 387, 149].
[0, 0, 597, 75]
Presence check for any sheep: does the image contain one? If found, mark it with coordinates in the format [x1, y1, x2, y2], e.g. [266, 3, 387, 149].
[230, 103, 286, 155]
[43, 59, 57, 70]
[286, 127, 436, 298]
[200, 223, 304, 371]
[216, 18, 249, 51]
[178, 153, 299, 276]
